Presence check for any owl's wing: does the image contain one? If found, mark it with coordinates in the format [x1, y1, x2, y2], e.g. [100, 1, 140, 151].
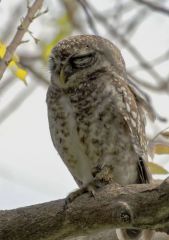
[128, 81, 156, 122]
[113, 77, 151, 183]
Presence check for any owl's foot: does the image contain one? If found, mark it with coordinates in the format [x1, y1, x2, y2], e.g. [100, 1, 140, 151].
[93, 165, 119, 186]
[64, 172, 119, 209]
[64, 182, 98, 209]
[65, 187, 87, 207]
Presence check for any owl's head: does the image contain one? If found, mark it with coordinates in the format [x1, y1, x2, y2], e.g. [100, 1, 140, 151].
[49, 35, 126, 88]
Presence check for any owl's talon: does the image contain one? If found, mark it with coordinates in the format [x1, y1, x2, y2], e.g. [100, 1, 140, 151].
[64, 187, 87, 209]
[86, 182, 97, 198]
[64, 181, 99, 209]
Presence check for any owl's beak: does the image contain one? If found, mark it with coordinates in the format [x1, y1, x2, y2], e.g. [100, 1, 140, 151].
[59, 64, 73, 84]
[59, 67, 65, 85]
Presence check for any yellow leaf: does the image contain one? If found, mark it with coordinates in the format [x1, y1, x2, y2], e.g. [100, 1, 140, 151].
[15, 68, 27, 83]
[0, 41, 6, 57]
[9, 60, 27, 84]
[9, 60, 16, 67]
[0, 40, 27, 83]
[148, 162, 168, 174]
[154, 144, 169, 155]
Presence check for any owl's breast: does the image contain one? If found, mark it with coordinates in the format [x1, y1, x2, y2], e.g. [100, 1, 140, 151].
[73, 89, 138, 185]
[47, 83, 138, 186]
[47, 90, 95, 186]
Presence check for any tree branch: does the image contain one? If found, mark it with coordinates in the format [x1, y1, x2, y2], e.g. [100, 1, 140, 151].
[0, 0, 44, 80]
[0, 178, 169, 240]
[134, 0, 169, 16]
[81, 1, 164, 84]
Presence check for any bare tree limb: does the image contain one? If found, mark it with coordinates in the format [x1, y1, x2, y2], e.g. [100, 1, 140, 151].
[0, 74, 15, 94]
[81, 1, 164, 84]
[0, 178, 169, 240]
[128, 72, 169, 92]
[77, 0, 98, 35]
[62, 0, 84, 32]
[21, 62, 49, 87]
[134, 0, 169, 16]
[128, 48, 169, 73]
[0, 0, 44, 80]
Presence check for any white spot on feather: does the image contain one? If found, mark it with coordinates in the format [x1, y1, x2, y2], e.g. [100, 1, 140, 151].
[131, 118, 137, 128]
[59, 96, 93, 184]
[131, 111, 137, 119]
[126, 103, 131, 112]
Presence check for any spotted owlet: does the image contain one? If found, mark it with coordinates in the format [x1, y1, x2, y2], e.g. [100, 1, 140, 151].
[47, 35, 154, 240]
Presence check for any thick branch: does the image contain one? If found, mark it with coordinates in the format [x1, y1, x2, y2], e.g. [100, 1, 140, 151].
[0, 178, 169, 240]
[0, 0, 44, 80]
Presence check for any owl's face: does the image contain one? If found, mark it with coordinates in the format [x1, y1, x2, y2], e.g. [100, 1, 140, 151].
[49, 35, 125, 89]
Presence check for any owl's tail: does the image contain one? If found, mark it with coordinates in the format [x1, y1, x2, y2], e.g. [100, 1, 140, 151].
[116, 229, 153, 240]
[116, 157, 153, 240]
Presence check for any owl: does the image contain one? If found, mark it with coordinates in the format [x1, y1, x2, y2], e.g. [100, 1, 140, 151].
[46, 35, 153, 240]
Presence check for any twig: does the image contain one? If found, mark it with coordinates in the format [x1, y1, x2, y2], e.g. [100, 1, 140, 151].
[77, 0, 98, 35]
[123, 8, 148, 37]
[19, 54, 41, 62]
[79, 1, 164, 86]
[0, 0, 44, 80]
[128, 73, 168, 121]
[0, 75, 15, 94]
[129, 49, 169, 73]
[134, 0, 169, 16]
[22, 63, 49, 87]
[128, 72, 169, 92]
[62, 0, 84, 31]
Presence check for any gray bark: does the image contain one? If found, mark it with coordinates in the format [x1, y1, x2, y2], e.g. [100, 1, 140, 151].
[0, 178, 169, 240]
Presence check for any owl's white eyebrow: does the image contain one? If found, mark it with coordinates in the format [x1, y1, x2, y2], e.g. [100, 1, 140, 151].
[70, 51, 95, 59]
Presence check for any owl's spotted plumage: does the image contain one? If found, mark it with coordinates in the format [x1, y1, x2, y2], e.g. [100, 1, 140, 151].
[47, 35, 152, 240]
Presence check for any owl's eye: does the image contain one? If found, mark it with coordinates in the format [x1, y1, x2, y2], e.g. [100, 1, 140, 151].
[70, 52, 95, 68]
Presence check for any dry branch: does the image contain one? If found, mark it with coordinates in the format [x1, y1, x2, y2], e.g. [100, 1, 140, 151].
[81, 1, 164, 83]
[134, 0, 169, 16]
[0, 178, 169, 240]
[0, 0, 44, 80]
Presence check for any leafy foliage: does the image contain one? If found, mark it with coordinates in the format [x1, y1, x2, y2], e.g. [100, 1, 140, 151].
[0, 41, 27, 83]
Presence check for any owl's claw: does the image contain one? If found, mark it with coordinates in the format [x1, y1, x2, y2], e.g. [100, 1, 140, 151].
[65, 187, 86, 207]
[86, 182, 97, 197]
[64, 182, 97, 209]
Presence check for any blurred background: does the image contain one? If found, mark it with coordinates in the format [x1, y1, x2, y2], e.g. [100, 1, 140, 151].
[0, 0, 169, 210]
